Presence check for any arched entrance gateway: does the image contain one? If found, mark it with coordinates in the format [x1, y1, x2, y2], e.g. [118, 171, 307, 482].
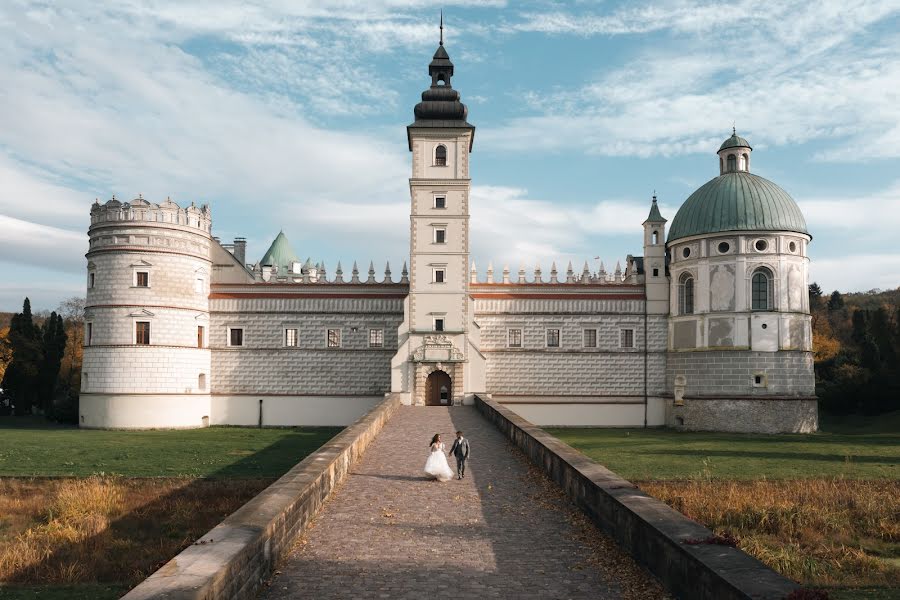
[425, 370, 452, 406]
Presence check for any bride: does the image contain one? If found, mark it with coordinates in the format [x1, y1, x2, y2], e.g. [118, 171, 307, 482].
[424, 433, 455, 482]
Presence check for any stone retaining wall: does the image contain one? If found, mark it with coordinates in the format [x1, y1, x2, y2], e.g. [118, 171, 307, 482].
[122, 393, 402, 600]
[475, 395, 800, 600]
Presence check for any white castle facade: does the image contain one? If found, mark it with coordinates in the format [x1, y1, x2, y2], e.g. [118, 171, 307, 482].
[79, 39, 817, 433]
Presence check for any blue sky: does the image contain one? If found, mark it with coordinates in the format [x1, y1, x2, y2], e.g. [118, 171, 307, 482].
[1, 1, 899, 312]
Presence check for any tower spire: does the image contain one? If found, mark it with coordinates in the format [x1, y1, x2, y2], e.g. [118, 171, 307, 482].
[440, 10, 444, 45]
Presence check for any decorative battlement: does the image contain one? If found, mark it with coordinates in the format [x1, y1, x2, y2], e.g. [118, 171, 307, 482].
[250, 260, 410, 285]
[90, 195, 211, 232]
[468, 257, 644, 285]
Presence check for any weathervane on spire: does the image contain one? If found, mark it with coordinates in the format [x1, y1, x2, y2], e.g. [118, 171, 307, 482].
[439, 10, 444, 45]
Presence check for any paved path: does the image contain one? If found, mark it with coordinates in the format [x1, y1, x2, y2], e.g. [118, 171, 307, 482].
[262, 406, 664, 599]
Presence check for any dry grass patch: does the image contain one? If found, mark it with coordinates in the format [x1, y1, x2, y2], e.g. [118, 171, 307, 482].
[0, 476, 271, 586]
[639, 479, 900, 589]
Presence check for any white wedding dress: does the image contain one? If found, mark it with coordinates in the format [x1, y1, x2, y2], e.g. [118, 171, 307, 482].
[424, 442, 455, 482]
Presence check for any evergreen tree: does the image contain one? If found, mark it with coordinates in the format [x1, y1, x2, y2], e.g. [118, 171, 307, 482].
[808, 282, 823, 310]
[827, 290, 845, 311]
[1, 298, 42, 415]
[851, 309, 868, 345]
[869, 307, 895, 366]
[860, 334, 881, 371]
[38, 312, 68, 416]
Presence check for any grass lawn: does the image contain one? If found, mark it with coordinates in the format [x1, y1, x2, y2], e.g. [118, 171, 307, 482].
[0, 417, 342, 596]
[546, 411, 900, 597]
[545, 411, 900, 481]
[0, 417, 342, 478]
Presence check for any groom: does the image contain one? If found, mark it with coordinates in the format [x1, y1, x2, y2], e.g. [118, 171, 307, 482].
[448, 431, 470, 480]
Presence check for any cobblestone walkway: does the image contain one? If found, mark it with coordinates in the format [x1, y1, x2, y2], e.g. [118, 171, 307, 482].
[261, 406, 662, 599]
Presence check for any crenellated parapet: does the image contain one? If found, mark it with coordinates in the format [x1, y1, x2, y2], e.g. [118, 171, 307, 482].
[90, 195, 211, 231]
[250, 259, 410, 285]
[467, 258, 642, 285]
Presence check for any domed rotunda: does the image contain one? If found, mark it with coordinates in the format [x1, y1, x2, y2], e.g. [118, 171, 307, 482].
[663, 131, 817, 433]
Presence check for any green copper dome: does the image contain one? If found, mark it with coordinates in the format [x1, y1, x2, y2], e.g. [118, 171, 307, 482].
[719, 132, 752, 151]
[260, 231, 299, 273]
[668, 172, 808, 242]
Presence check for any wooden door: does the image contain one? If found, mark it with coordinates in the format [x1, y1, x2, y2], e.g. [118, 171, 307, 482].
[425, 370, 452, 406]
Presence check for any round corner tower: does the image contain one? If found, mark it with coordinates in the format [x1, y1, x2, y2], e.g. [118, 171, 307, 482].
[81, 196, 213, 428]
[665, 131, 817, 433]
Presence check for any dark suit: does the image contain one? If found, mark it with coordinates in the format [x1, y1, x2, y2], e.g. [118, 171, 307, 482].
[449, 437, 470, 478]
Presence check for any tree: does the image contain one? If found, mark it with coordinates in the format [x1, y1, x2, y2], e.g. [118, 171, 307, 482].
[57, 297, 85, 391]
[851, 309, 868, 345]
[1, 298, 43, 415]
[869, 307, 895, 365]
[37, 312, 67, 416]
[809, 283, 824, 311]
[827, 290, 845, 311]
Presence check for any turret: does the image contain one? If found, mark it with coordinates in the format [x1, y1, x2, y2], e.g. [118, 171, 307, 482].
[643, 194, 669, 314]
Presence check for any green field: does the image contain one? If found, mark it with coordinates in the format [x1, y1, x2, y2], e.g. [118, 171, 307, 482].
[0, 417, 342, 478]
[546, 411, 900, 481]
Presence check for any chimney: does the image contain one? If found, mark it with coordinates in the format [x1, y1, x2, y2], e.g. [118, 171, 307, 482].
[233, 237, 246, 265]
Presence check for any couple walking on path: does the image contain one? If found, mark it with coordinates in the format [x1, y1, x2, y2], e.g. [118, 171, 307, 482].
[424, 431, 470, 482]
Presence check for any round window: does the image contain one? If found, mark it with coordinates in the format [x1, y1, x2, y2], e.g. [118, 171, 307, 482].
[717, 241, 730, 254]
[789, 241, 797, 253]
[755, 239, 768, 252]
[682, 247, 691, 258]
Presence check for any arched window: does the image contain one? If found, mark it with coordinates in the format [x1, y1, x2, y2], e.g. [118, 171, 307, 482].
[751, 267, 774, 311]
[727, 154, 736, 172]
[652, 230, 659, 244]
[719, 157, 724, 174]
[739, 154, 746, 171]
[742, 153, 749, 171]
[435, 144, 447, 166]
[678, 273, 694, 315]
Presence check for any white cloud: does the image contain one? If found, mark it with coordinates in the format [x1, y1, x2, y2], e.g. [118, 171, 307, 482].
[799, 181, 900, 235]
[0, 215, 86, 273]
[482, 1, 900, 160]
[809, 254, 900, 293]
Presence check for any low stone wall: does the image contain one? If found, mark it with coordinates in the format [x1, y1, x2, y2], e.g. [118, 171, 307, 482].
[122, 394, 402, 600]
[475, 395, 800, 600]
[669, 397, 819, 433]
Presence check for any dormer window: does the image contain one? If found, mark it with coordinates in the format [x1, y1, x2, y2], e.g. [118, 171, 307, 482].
[435, 144, 447, 166]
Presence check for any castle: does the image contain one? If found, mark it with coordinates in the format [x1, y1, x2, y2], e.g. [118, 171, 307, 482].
[79, 36, 817, 433]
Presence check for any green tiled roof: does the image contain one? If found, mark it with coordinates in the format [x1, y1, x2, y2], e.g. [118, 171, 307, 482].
[719, 133, 752, 151]
[260, 231, 299, 273]
[644, 198, 666, 223]
[668, 172, 808, 242]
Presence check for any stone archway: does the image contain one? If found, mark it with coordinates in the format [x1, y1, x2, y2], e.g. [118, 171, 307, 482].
[425, 370, 452, 406]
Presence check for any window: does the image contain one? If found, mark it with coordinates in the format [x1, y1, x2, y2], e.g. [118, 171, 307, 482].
[508, 328, 522, 348]
[620, 328, 635, 349]
[546, 328, 560, 348]
[755, 239, 769, 252]
[583, 329, 597, 348]
[789, 241, 797, 253]
[682, 247, 691, 258]
[197, 325, 205, 348]
[652, 230, 659, 244]
[229, 328, 244, 347]
[285, 328, 298, 347]
[369, 328, 384, 348]
[434, 196, 446, 209]
[718, 241, 730, 254]
[89, 272, 95, 288]
[727, 154, 736, 172]
[751, 267, 774, 311]
[136, 271, 149, 287]
[86, 322, 93, 346]
[434, 228, 446, 244]
[434, 318, 445, 332]
[678, 273, 695, 315]
[195, 278, 204, 294]
[327, 328, 341, 348]
[742, 153, 749, 170]
[752, 372, 767, 388]
[135, 321, 150, 345]
[435, 144, 447, 166]
[433, 268, 446, 283]
[198, 373, 207, 391]
[652, 268, 659, 277]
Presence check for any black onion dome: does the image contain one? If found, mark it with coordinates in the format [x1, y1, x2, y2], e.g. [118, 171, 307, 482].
[408, 41, 475, 150]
